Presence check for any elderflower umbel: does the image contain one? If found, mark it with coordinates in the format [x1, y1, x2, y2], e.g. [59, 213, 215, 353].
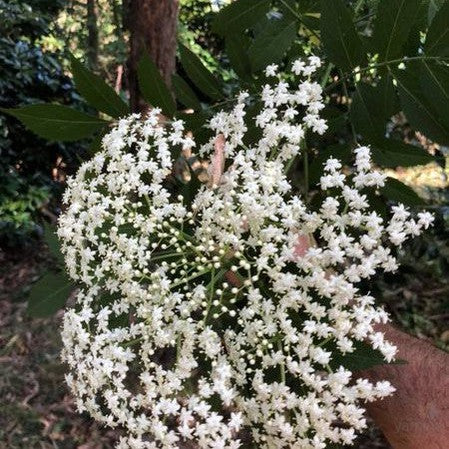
[58, 56, 433, 449]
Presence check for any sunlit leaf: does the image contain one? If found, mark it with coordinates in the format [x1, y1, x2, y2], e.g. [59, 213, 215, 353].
[225, 34, 252, 80]
[179, 44, 223, 100]
[372, 0, 421, 62]
[172, 74, 201, 110]
[43, 224, 64, 265]
[0, 104, 107, 141]
[372, 139, 434, 168]
[320, 0, 366, 71]
[28, 271, 73, 317]
[70, 54, 129, 118]
[138, 53, 176, 117]
[248, 18, 297, 72]
[381, 177, 424, 205]
[394, 62, 449, 145]
[211, 0, 270, 35]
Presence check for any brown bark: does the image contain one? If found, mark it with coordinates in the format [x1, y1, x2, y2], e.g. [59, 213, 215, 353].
[86, 0, 99, 71]
[127, 0, 179, 113]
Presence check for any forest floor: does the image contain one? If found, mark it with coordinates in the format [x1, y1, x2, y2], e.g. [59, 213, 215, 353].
[1, 162, 448, 449]
[0, 246, 118, 449]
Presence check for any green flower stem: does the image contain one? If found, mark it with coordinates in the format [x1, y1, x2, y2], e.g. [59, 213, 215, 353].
[122, 337, 143, 348]
[277, 340, 286, 383]
[325, 55, 449, 93]
[341, 75, 358, 145]
[203, 267, 216, 325]
[278, 0, 320, 41]
[203, 267, 227, 325]
[320, 63, 334, 88]
[304, 145, 309, 198]
[171, 268, 212, 289]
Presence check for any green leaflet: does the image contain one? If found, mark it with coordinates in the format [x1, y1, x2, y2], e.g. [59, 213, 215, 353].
[0, 104, 108, 141]
[70, 54, 129, 118]
[138, 53, 176, 117]
[320, 0, 367, 71]
[28, 271, 73, 317]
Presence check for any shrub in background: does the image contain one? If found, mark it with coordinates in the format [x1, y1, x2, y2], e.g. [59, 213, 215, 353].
[0, 0, 87, 247]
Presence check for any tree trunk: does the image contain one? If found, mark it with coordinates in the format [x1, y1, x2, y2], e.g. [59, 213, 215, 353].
[86, 0, 99, 71]
[127, 0, 179, 113]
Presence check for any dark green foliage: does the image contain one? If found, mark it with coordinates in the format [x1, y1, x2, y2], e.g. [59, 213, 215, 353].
[372, 0, 421, 62]
[42, 224, 65, 264]
[2, 105, 107, 141]
[138, 53, 176, 117]
[27, 271, 73, 317]
[350, 77, 400, 141]
[70, 55, 129, 118]
[225, 34, 252, 80]
[179, 44, 224, 100]
[0, 0, 88, 247]
[320, 0, 367, 71]
[420, 61, 449, 123]
[0, 0, 66, 41]
[394, 61, 449, 146]
[382, 177, 425, 206]
[211, 0, 270, 35]
[425, 0, 449, 56]
[372, 139, 434, 168]
[329, 340, 392, 371]
[248, 17, 297, 72]
[172, 74, 202, 110]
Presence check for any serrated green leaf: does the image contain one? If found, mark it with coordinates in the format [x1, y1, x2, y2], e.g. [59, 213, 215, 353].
[309, 144, 352, 186]
[137, 53, 176, 117]
[43, 224, 64, 265]
[378, 74, 401, 117]
[351, 84, 387, 141]
[28, 271, 73, 317]
[70, 55, 129, 118]
[211, 0, 270, 35]
[226, 34, 252, 80]
[248, 19, 297, 72]
[320, 0, 367, 71]
[179, 44, 223, 100]
[394, 62, 449, 145]
[350, 76, 399, 141]
[329, 341, 389, 372]
[420, 60, 449, 122]
[372, 139, 434, 168]
[88, 131, 106, 155]
[0, 104, 107, 141]
[381, 177, 424, 205]
[176, 111, 213, 144]
[372, 0, 421, 62]
[242, 102, 263, 146]
[425, 0, 449, 56]
[172, 74, 201, 110]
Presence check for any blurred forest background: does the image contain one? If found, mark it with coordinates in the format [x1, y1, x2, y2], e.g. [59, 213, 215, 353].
[1, 0, 449, 448]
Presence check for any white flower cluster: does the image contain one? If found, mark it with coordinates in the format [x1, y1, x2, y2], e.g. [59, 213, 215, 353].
[58, 57, 433, 449]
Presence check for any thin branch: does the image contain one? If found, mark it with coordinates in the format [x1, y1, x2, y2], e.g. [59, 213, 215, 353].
[325, 55, 449, 93]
